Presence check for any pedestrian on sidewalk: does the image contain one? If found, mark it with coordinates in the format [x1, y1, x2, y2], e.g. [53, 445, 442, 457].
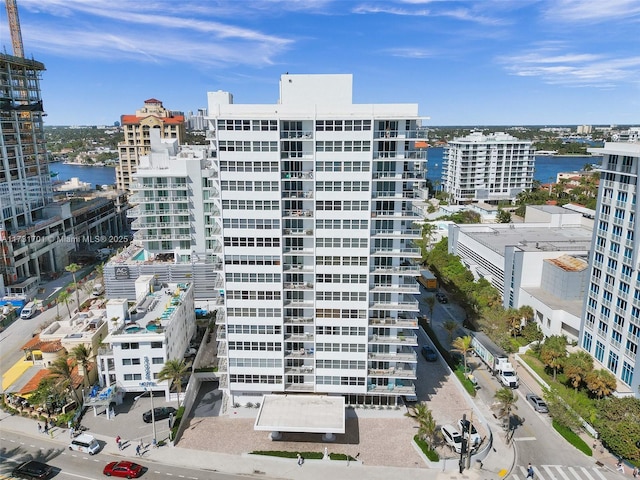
[297, 453, 303, 466]
[526, 463, 535, 479]
[49, 429, 54, 439]
[617, 460, 625, 473]
[116, 435, 122, 450]
[37, 423, 42, 434]
[135, 444, 141, 457]
[43, 423, 49, 435]
[632, 466, 638, 478]
[69, 427, 75, 438]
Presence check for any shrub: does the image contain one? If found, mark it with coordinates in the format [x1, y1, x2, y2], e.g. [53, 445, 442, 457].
[251, 451, 323, 460]
[414, 435, 439, 461]
[245, 402, 254, 408]
[329, 453, 356, 461]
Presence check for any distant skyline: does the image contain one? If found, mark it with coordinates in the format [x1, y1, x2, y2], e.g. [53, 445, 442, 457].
[1, 0, 639, 126]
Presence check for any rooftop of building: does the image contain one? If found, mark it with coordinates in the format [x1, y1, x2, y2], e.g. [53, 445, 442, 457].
[521, 286, 585, 319]
[104, 281, 191, 340]
[40, 308, 107, 342]
[455, 223, 592, 256]
[545, 254, 588, 272]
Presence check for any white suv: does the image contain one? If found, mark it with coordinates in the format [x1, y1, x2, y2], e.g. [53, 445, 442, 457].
[441, 424, 464, 453]
[458, 419, 481, 448]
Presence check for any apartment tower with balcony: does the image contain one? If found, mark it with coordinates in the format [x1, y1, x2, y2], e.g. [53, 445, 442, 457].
[442, 131, 534, 204]
[116, 99, 186, 192]
[206, 74, 425, 405]
[579, 142, 640, 397]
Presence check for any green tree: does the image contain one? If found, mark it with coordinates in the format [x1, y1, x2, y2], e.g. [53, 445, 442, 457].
[405, 402, 438, 450]
[593, 397, 640, 463]
[585, 369, 617, 399]
[544, 387, 581, 430]
[157, 359, 189, 408]
[496, 209, 511, 223]
[521, 321, 544, 351]
[58, 290, 72, 318]
[451, 336, 473, 373]
[421, 222, 437, 248]
[65, 263, 82, 312]
[442, 320, 459, 345]
[71, 344, 93, 388]
[563, 350, 594, 392]
[48, 354, 81, 404]
[540, 335, 567, 381]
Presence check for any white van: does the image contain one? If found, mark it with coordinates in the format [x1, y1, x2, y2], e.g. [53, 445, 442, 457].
[92, 283, 105, 296]
[68, 433, 101, 455]
[20, 302, 36, 319]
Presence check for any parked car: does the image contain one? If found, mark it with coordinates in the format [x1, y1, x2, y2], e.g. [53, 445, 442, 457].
[441, 424, 464, 453]
[457, 419, 481, 447]
[183, 347, 197, 358]
[142, 406, 176, 423]
[12, 461, 53, 479]
[526, 393, 549, 413]
[435, 292, 448, 303]
[103, 461, 144, 478]
[421, 345, 438, 362]
[68, 433, 101, 455]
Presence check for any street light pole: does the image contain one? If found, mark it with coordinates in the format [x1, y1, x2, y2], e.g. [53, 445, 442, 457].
[149, 387, 156, 445]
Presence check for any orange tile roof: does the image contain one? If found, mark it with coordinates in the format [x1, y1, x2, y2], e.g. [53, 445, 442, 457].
[20, 334, 64, 353]
[18, 362, 90, 395]
[120, 114, 185, 125]
[144, 98, 162, 104]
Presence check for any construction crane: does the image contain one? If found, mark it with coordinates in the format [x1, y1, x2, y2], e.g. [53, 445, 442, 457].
[5, 0, 25, 58]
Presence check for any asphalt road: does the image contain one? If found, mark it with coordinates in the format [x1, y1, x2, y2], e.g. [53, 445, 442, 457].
[0, 430, 243, 480]
[417, 284, 619, 480]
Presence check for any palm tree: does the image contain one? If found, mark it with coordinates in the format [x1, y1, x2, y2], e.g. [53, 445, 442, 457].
[405, 402, 438, 450]
[58, 290, 72, 318]
[48, 354, 81, 405]
[506, 308, 522, 338]
[585, 369, 617, 399]
[451, 335, 473, 373]
[540, 335, 567, 381]
[95, 262, 105, 286]
[564, 350, 594, 392]
[157, 359, 189, 408]
[425, 296, 435, 321]
[494, 387, 518, 438]
[442, 319, 459, 344]
[71, 344, 92, 388]
[65, 263, 82, 312]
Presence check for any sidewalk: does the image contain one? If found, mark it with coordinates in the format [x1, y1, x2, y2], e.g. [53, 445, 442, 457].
[0, 401, 512, 480]
[0, 412, 506, 480]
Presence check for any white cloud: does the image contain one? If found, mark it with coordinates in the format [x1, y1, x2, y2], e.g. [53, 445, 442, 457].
[542, 0, 640, 23]
[499, 45, 640, 87]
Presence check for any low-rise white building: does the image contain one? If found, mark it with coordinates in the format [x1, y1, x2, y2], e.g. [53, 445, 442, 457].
[448, 205, 593, 341]
[97, 277, 196, 398]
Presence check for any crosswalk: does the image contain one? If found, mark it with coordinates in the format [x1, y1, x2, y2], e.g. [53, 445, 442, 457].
[510, 464, 610, 480]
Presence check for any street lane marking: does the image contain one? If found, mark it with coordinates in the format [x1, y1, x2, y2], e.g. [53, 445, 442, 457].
[590, 467, 608, 480]
[542, 465, 559, 479]
[513, 436, 537, 441]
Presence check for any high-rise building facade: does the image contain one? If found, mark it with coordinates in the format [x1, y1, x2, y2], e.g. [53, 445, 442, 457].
[206, 74, 425, 404]
[579, 142, 640, 397]
[0, 53, 68, 295]
[116, 98, 185, 192]
[442, 131, 534, 204]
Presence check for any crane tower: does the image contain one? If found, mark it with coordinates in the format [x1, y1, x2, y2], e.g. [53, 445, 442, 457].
[5, 0, 25, 58]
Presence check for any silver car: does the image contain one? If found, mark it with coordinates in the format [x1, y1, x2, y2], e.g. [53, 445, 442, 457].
[526, 393, 549, 413]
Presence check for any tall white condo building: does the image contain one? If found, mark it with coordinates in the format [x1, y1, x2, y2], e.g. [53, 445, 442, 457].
[207, 74, 426, 405]
[442, 131, 534, 204]
[580, 142, 640, 397]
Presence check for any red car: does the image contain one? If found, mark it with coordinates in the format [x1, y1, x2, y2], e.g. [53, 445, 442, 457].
[103, 461, 143, 479]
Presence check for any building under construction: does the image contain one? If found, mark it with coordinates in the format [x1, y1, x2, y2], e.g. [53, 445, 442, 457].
[1, 1, 126, 300]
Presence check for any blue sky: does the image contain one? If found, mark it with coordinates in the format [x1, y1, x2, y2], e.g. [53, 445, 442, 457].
[2, 0, 639, 126]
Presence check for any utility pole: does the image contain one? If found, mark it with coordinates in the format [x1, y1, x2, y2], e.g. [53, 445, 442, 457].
[466, 411, 474, 469]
